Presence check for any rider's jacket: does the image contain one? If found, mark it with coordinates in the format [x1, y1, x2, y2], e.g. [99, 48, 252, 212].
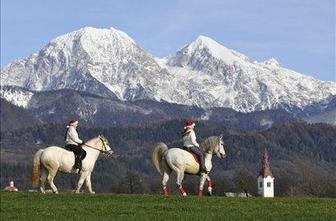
[182, 128, 200, 148]
[65, 125, 83, 145]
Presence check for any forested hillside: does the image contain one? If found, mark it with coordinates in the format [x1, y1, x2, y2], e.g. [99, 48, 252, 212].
[1, 121, 335, 196]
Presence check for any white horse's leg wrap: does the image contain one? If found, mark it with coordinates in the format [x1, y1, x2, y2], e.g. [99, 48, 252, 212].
[178, 185, 187, 196]
[207, 176, 213, 195]
[162, 173, 170, 196]
[197, 174, 207, 196]
[176, 171, 187, 196]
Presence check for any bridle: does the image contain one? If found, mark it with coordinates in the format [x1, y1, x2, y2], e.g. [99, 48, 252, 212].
[82, 137, 111, 154]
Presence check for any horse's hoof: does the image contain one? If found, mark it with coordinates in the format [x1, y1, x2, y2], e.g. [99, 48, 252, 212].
[90, 191, 95, 194]
[197, 189, 203, 196]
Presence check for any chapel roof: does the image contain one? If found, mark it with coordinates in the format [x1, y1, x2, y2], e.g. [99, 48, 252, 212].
[259, 149, 273, 178]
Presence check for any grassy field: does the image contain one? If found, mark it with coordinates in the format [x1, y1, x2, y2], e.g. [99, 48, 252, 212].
[1, 192, 335, 221]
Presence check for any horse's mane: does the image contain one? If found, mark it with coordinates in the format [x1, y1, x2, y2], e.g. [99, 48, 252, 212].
[86, 136, 100, 145]
[86, 135, 108, 146]
[201, 136, 219, 153]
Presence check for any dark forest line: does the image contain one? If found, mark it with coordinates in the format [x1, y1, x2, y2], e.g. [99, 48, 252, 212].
[1, 120, 335, 197]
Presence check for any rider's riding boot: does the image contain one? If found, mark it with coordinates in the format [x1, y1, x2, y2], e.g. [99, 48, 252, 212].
[200, 158, 207, 173]
[77, 162, 82, 174]
[74, 156, 81, 169]
[75, 157, 82, 173]
[201, 165, 207, 173]
[199, 155, 208, 173]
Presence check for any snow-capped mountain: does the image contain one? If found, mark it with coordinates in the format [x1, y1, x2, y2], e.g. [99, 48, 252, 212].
[162, 35, 336, 112]
[1, 27, 172, 101]
[1, 27, 336, 114]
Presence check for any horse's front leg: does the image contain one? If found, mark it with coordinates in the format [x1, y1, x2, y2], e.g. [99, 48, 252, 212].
[197, 173, 207, 196]
[206, 175, 213, 196]
[75, 171, 88, 193]
[85, 173, 95, 194]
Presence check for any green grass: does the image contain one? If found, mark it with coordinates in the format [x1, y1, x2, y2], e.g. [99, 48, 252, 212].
[1, 192, 335, 221]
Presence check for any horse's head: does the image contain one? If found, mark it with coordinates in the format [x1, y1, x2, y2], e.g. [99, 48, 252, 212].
[98, 135, 114, 156]
[216, 135, 226, 159]
[202, 135, 226, 159]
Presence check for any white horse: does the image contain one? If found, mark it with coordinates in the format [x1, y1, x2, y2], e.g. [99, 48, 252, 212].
[152, 135, 226, 196]
[32, 135, 113, 194]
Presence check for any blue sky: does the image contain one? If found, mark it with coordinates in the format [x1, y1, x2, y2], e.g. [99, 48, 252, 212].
[1, 0, 335, 81]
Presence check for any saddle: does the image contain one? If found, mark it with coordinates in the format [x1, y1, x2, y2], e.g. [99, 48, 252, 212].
[184, 147, 200, 164]
[64, 146, 78, 158]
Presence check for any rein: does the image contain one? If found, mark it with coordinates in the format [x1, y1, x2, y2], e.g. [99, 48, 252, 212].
[82, 138, 110, 154]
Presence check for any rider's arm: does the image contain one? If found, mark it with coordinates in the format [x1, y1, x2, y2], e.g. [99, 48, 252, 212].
[68, 127, 83, 144]
[190, 130, 200, 148]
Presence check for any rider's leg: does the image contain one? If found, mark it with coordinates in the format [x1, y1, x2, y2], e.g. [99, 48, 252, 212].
[80, 148, 87, 160]
[66, 144, 81, 169]
[189, 147, 206, 172]
[162, 172, 170, 196]
[76, 147, 87, 170]
[73, 147, 83, 170]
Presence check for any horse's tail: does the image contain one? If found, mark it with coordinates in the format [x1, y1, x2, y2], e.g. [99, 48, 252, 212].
[32, 149, 44, 188]
[151, 142, 169, 176]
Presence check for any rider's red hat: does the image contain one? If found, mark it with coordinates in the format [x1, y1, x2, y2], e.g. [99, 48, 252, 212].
[68, 119, 78, 126]
[185, 119, 194, 127]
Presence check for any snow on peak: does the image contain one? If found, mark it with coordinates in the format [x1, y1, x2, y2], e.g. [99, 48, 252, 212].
[263, 58, 280, 67]
[52, 26, 136, 45]
[193, 35, 223, 48]
[46, 26, 138, 63]
[188, 35, 240, 63]
[170, 35, 251, 66]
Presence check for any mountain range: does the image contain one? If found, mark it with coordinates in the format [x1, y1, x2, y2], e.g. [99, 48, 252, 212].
[1, 27, 335, 128]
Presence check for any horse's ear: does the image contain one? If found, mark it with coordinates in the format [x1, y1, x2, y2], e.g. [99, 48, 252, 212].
[219, 134, 223, 139]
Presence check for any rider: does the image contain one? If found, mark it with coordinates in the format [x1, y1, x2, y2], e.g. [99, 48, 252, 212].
[65, 119, 86, 172]
[182, 119, 207, 173]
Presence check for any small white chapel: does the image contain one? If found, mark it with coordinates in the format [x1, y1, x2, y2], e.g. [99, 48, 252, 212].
[257, 149, 274, 197]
